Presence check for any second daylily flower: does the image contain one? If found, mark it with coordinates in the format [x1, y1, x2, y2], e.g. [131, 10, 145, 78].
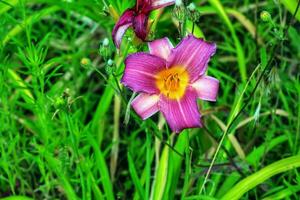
[112, 0, 175, 48]
[121, 35, 219, 133]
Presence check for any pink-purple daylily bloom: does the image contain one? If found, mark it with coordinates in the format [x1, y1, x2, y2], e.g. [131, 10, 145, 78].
[112, 0, 175, 48]
[121, 35, 219, 133]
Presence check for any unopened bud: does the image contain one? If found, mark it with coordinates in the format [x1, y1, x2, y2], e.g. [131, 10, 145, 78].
[175, 0, 183, 6]
[260, 11, 271, 22]
[187, 3, 200, 22]
[103, 38, 109, 46]
[99, 38, 112, 60]
[107, 59, 113, 66]
[105, 59, 114, 74]
[187, 3, 196, 11]
[80, 58, 90, 66]
[173, 2, 186, 22]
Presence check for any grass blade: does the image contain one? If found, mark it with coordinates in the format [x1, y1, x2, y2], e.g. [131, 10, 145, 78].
[0, 197, 33, 200]
[280, 0, 300, 21]
[151, 142, 170, 200]
[222, 156, 300, 200]
[127, 152, 146, 199]
[208, 0, 247, 82]
[88, 135, 115, 200]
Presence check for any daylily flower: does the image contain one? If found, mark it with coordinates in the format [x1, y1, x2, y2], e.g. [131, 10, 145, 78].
[121, 35, 219, 133]
[112, 0, 175, 48]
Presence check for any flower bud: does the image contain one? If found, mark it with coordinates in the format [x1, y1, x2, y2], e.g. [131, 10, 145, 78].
[80, 58, 90, 66]
[260, 11, 271, 22]
[105, 59, 114, 74]
[187, 3, 200, 22]
[99, 38, 112, 60]
[108, 59, 113, 66]
[175, 0, 183, 7]
[173, 2, 186, 22]
[187, 3, 196, 11]
[102, 38, 109, 46]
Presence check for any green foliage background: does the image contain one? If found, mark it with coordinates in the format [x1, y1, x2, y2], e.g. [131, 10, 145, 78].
[0, 0, 300, 199]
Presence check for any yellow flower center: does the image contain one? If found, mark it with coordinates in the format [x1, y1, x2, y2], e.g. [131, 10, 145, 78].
[156, 66, 189, 99]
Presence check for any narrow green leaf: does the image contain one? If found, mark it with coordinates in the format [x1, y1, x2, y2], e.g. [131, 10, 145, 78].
[152, 143, 169, 200]
[163, 131, 188, 200]
[145, 131, 152, 200]
[88, 135, 115, 200]
[184, 195, 219, 200]
[262, 185, 300, 200]
[208, 0, 247, 82]
[222, 156, 300, 200]
[0, 0, 18, 15]
[186, 20, 204, 38]
[2, 6, 61, 46]
[0, 196, 33, 200]
[280, 0, 300, 21]
[44, 153, 79, 200]
[260, 47, 267, 68]
[246, 135, 288, 167]
[216, 172, 240, 197]
[127, 152, 146, 199]
[7, 69, 35, 104]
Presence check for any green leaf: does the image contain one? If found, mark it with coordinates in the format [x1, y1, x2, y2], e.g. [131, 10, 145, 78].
[127, 152, 146, 199]
[260, 47, 267, 68]
[1, 6, 61, 46]
[152, 143, 170, 200]
[222, 156, 300, 200]
[207, 0, 247, 82]
[0, 196, 33, 200]
[164, 131, 188, 200]
[262, 185, 300, 200]
[87, 135, 115, 200]
[0, 0, 19, 15]
[246, 135, 288, 167]
[186, 20, 204, 38]
[280, 0, 300, 21]
[44, 153, 79, 200]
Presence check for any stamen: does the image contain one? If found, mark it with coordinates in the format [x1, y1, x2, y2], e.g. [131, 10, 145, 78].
[155, 66, 189, 100]
[164, 73, 180, 92]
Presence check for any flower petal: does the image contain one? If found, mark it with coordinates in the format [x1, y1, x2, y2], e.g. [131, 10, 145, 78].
[121, 53, 166, 94]
[112, 9, 134, 48]
[167, 34, 216, 82]
[132, 93, 159, 120]
[137, 0, 151, 10]
[159, 87, 201, 133]
[133, 13, 148, 41]
[148, 37, 173, 60]
[192, 75, 219, 101]
[150, 0, 176, 9]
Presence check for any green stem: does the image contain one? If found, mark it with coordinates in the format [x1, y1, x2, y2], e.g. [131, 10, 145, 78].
[110, 95, 121, 181]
